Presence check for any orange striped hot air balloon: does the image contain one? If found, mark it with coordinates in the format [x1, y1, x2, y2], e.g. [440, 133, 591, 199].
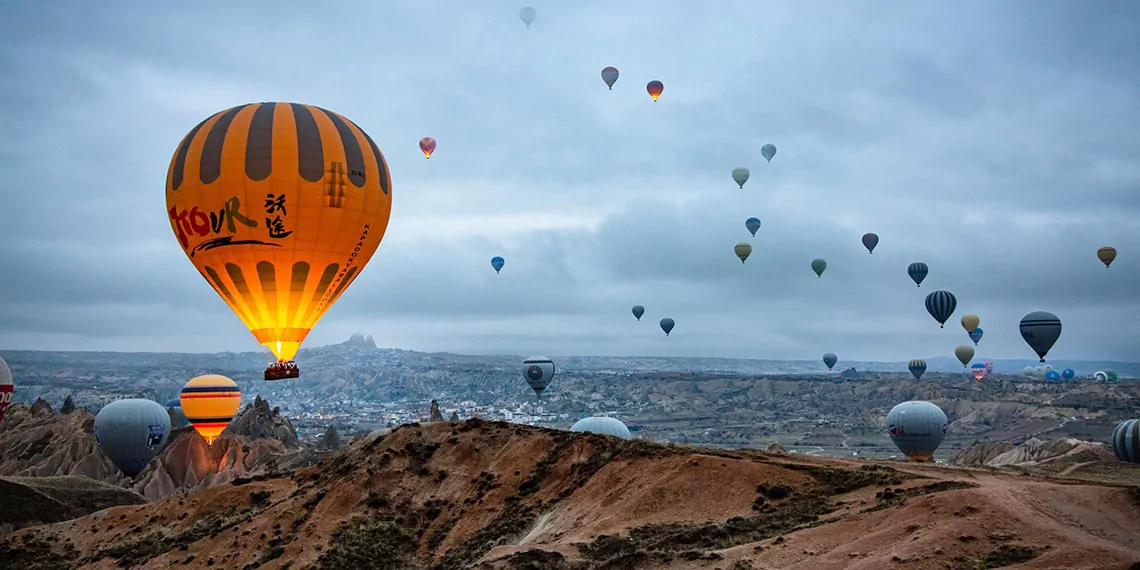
[419, 137, 436, 159]
[646, 80, 664, 101]
[165, 103, 393, 381]
[180, 374, 242, 445]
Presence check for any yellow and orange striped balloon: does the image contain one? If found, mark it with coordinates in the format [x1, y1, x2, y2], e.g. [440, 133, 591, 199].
[180, 374, 242, 445]
[165, 102, 393, 364]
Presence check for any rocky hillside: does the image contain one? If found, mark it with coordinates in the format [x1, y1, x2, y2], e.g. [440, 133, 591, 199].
[0, 476, 146, 538]
[2, 420, 1138, 569]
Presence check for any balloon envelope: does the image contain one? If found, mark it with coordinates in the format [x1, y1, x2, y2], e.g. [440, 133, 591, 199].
[659, 317, 675, 336]
[1061, 368, 1075, 380]
[732, 167, 750, 189]
[601, 67, 619, 89]
[1111, 419, 1140, 463]
[823, 353, 838, 370]
[761, 144, 777, 162]
[165, 103, 392, 364]
[522, 356, 555, 396]
[961, 314, 980, 334]
[631, 305, 645, 321]
[745, 217, 761, 236]
[571, 416, 631, 440]
[970, 363, 987, 381]
[969, 327, 984, 346]
[0, 356, 12, 423]
[1045, 370, 1061, 381]
[734, 242, 752, 263]
[907, 262, 928, 287]
[419, 137, 436, 158]
[180, 374, 241, 445]
[1094, 371, 1108, 382]
[491, 256, 505, 274]
[907, 359, 927, 380]
[886, 400, 947, 462]
[646, 80, 664, 101]
[519, 6, 536, 27]
[94, 399, 171, 477]
[811, 258, 827, 277]
[924, 291, 957, 328]
[1019, 311, 1062, 362]
[954, 345, 975, 367]
[1097, 246, 1117, 268]
[861, 233, 879, 254]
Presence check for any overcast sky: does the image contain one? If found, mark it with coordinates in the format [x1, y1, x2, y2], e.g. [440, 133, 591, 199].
[1, 1, 1138, 362]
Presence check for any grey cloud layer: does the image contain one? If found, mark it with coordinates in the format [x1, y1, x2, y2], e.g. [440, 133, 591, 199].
[1, 1, 1137, 361]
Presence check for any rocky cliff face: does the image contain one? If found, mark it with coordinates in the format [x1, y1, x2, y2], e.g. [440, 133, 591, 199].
[0, 476, 146, 538]
[429, 399, 444, 422]
[0, 404, 123, 483]
[223, 395, 300, 449]
[951, 437, 1116, 468]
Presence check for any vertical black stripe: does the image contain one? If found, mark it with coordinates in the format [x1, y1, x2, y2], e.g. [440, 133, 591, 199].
[245, 103, 276, 182]
[288, 262, 310, 327]
[171, 117, 210, 191]
[290, 104, 324, 182]
[305, 263, 340, 322]
[199, 105, 247, 185]
[225, 263, 262, 322]
[257, 261, 278, 323]
[326, 266, 359, 305]
[203, 267, 248, 322]
[315, 107, 366, 188]
[349, 119, 390, 195]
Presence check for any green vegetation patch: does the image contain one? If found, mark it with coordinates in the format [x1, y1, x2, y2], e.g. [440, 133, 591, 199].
[83, 506, 260, 568]
[951, 544, 1048, 569]
[315, 518, 418, 570]
[779, 462, 916, 494]
[0, 532, 80, 570]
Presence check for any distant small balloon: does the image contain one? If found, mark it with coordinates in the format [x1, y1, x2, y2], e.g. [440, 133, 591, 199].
[908, 359, 927, 381]
[969, 327, 984, 346]
[811, 258, 827, 278]
[646, 80, 664, 102]
[732, 167, 750, 189]
[1097, 246, 1117, 268]
[519, 6, 536, 28]
[970, 363, 987, 381]
[1019, 311, 1062, 363]
[861, 233, 879, 254]
[1045, 370, 1061, 381]
[886, 400, 947, 462]
[601, 66, 619, 90]
[419, 137, 436, 159]
[1061, 368, 1075, 380]
[924, 291, 957, 328]
[632, 305, 645, 321]
[0, 356, 12, 423]
[1094, 371, 1108, 383]
[954, 345, 975, 367]
[745, 217, 761, 237]
[761, 144, 777, 163]
[823, 353, 838, 371]
[961, 314, 980, 334]
[907, 262, 929, 287]
[659, 317, 675, 336]
[734, 242, 753, 264]
[522, 356, 555, 397]
[491, 256, 505, 274]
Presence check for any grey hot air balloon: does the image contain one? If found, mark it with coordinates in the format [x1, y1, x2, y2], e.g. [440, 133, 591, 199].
[886, 400, 947, 462]
[571, 416, 632, 440]
[93, 399, 171, 478]
[811, 258, 827, 278]
[732, 167, 750, 189]
[660, 317, 675, 336]
[924, 290, 957, 328]
[601, 66, 619, 90]
[1019, 311, 1061, 363]
[761, 144, 777, 162]
[522, 356, 555, 397]
[823, 353, 838, 371]
[519, 6, 536, 28]
[632, 305, 645, 321]
[1111, 419, 1139, 464]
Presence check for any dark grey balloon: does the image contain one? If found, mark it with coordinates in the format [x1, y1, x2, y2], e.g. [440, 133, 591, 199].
[522, 356, 556, 397]
[1019, 311, 1062, 363]
[570, 416, 632, 440]
[94, 398, 171, 477]
[823, 352, 838, 370]
[886, 400, 947, 462]
[632, 305, 645, 321]
[660, 317, 675, 336]
[1112, 419, 1139, 464]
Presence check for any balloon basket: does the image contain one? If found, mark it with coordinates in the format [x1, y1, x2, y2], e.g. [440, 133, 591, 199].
[265, 361, 300, 381]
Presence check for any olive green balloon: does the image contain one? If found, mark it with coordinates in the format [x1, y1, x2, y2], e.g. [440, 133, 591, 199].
[734, 242, 752, 263]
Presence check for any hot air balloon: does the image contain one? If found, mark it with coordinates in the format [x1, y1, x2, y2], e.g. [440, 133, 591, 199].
[166, 103, 393, 381]
[1019, 311, 1061, 363]
[93, 399, 171, 478]
[1061, 368, 1075, 380]
[1107, 371, 1119, 382]
[886, 400, 948, 462]
[970, 363, 987, 381]
[734, 243, 753, 263]
[1097, 246, 1117, 268]
[761, 144, 777, 163]
[660, 317, 675, 336]
[908, 359, 927, 380]
[861, 233, 879, 254]
[907, 262, 928, 287]
[1043, 364, 1053, 373]
[180, 374, 241, 445]
[601, 66, 619, 90]
[632, 305, 645, 321]
[745, 217, 761, 236]
[646, 80, 664, 102]
[570, 416, 631, 440]
[419, 137, 436, 159]
[1023, 366, 1034, 376]
[519, 6, 536, 28]
[1094, 371, 1108, 383]
[1111, 419, 1139, 463]
[165, 398, 190, 429]
[823, 353, 838, 371]
[0, 356, 12, 423]
[811, 258, 827, 278]
[969, 327, 983, 346]
[491, 256, 505, 274]
[1034, 365, 1044, 377]
[732, 167, 750, 189]
[954, 345, 975, 367]
[961, 314, 980, 334]
[522, 356, 555, 397]
[924, 291, 957, 328]
[1045, 370, 1061, 381]
[984, 361, 994, 376]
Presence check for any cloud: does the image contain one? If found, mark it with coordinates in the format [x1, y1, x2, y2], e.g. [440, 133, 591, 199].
[1, 1, 1138, 362]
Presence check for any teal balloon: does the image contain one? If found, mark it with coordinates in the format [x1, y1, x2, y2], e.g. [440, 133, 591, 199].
[745, 217, 761, 237]
[659, 317, 675, 336]
[761, 144, 777, 162]
[571, 416, 632, 440]
[732, 167, 750, 189]
[632, 305, 645, 321]
[823, 353, 838, 370]
[94, 399, 171, 478]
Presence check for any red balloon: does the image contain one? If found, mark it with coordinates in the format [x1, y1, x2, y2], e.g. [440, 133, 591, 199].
[419, 137, 437, 159]
[646, 80, 664, 101]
